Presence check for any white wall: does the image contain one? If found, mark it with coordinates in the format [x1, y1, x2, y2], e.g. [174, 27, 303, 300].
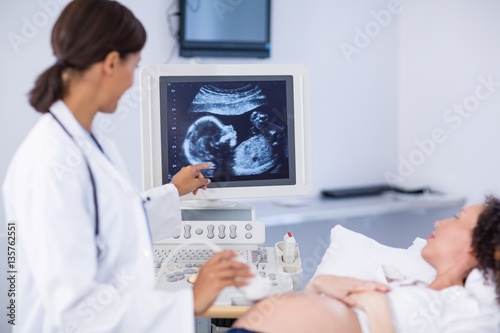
[395, 0, 500, 204]
[118, 0, 400, 196]
[0, 0, 399, 221]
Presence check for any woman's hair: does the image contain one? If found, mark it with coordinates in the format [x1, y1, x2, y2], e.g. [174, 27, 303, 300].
[29, 0, 147, 113]
[472, 195, 500, 303]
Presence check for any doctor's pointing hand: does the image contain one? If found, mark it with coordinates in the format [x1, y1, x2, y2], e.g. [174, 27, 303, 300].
[2, 1, 252, 332]
[171, 163, 212, 196]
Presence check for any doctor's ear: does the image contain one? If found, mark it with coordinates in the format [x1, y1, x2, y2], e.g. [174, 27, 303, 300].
[102, 51, 121, 75]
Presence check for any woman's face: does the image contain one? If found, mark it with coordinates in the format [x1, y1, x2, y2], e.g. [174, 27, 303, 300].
[100, 52, 141, 113]
[422, 204, 484, 269]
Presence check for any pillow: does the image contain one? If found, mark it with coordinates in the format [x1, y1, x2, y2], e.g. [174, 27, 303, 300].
[465, 268, 497, 306]
[314, 225, 435, 283]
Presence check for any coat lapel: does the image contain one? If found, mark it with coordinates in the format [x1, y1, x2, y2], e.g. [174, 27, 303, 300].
[50, 101, 140, 199]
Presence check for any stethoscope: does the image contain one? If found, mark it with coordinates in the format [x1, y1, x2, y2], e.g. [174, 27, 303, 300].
[49, 111, 108, 260]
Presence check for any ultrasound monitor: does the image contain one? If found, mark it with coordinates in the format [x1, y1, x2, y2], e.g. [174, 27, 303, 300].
[140, 64, 312, 207]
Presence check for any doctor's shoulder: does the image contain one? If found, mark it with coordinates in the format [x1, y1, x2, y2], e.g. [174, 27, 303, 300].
[5, 114, 89, 186]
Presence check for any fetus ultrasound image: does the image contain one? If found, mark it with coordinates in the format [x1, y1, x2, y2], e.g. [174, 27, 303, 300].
[159, 77, 294, 186]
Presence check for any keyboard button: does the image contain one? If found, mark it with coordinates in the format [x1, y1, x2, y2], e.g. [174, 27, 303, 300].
[207, 225, 215, 239]
[184, 225, 192, 239]
[218, 225, 226, 239]
[229, 224, 237, 239]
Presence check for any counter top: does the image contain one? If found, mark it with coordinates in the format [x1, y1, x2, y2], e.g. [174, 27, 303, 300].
[237, 193, 465, 226]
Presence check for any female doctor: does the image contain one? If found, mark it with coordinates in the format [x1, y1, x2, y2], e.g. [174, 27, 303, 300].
[2, 0, 252, 332]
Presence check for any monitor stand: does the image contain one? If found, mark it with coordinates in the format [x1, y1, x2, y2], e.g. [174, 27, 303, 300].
[181, 199, 239, 209]
[180, 200, 256, 222]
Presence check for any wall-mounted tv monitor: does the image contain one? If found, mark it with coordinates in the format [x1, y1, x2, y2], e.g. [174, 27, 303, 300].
[179, 0, 271, 58]
[140, 64, 311, 207]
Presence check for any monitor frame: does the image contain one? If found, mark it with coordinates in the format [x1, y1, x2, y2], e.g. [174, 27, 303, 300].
[140, 64, 312, 204]
[178, 0, 271, 58]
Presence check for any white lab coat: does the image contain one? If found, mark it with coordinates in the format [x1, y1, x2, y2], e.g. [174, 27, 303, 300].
[3, 101, 195, 332]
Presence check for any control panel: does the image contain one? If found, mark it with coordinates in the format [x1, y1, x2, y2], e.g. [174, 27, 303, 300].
[155, 206, 305, 332]
[153, 221, 299, 305]
[159, 220, 265, 245]
[154, 244, 294, 305]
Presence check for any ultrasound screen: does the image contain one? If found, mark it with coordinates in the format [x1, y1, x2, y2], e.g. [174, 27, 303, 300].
[159, 75, 296, 188]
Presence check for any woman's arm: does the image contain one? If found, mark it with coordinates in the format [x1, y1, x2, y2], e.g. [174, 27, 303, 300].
[233, 274, 394, 333]
[306, 275, 394, 333]
[305, 274, 390, 304]
[143, 164, 212, 241]
[346, 291, 395, 333]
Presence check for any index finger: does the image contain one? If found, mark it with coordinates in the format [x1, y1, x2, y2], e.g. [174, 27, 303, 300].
[193, 163, 213, 171]
[352, 282, 390, 293]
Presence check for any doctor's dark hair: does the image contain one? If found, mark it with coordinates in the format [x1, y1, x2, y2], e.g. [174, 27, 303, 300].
[472, 195, 500, 304]
[29, 0, 146, 113]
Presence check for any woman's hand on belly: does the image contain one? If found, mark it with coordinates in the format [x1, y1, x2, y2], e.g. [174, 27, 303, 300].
[305, 275, 391, 305]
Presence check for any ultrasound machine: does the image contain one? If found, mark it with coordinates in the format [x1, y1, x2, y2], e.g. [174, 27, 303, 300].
[139, 64, 312, 327]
